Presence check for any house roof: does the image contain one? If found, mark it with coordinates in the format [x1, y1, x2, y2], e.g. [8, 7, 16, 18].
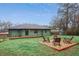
[9, 24, 51, 30]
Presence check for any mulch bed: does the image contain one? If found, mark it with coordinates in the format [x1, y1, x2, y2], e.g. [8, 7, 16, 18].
[41, 40, 78, 51]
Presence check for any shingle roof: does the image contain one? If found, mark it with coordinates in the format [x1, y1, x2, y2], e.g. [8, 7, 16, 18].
[9, 24, 51, 29]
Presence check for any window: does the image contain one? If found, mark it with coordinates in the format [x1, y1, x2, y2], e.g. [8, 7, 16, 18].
[34, 30, 38, 33]
[45, 30, 47, 33]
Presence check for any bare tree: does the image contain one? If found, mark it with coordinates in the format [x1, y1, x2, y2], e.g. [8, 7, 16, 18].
[50, 3, 79, 35]
[0, 20, 12, 32]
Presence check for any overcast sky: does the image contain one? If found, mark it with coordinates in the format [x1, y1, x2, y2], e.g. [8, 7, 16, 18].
[0, 3, 59, 25]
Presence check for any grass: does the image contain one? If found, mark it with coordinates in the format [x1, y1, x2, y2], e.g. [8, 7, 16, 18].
[0, 36, 79, 56]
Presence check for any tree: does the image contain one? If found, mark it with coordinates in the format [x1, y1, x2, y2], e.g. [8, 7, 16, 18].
[50, 3, 79, 35]
[0, 20, 12, 32]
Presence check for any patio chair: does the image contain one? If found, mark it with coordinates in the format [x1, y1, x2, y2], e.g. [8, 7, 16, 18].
[63, 36, 74, 44]
[53, 37, 61, 46]
[42, 36, 47, 42]
[47, 37, 50, 43]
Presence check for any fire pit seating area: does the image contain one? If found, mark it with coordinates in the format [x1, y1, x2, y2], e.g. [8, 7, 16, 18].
[41, 35, 78, 51]
[42, 35, 62, 46]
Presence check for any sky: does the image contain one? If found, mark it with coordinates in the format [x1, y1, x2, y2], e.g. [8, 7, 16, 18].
[0, 3, 59, 25]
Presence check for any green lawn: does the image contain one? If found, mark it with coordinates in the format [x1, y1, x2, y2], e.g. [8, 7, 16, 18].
[0, 36, 79, 56]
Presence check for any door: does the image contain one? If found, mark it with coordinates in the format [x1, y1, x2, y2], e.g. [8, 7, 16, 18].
[25, 30, 29, 35]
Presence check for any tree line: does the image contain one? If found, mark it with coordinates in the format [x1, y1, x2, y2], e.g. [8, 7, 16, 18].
[50, 3, 79, 35]
[0, 20, 12, 32]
